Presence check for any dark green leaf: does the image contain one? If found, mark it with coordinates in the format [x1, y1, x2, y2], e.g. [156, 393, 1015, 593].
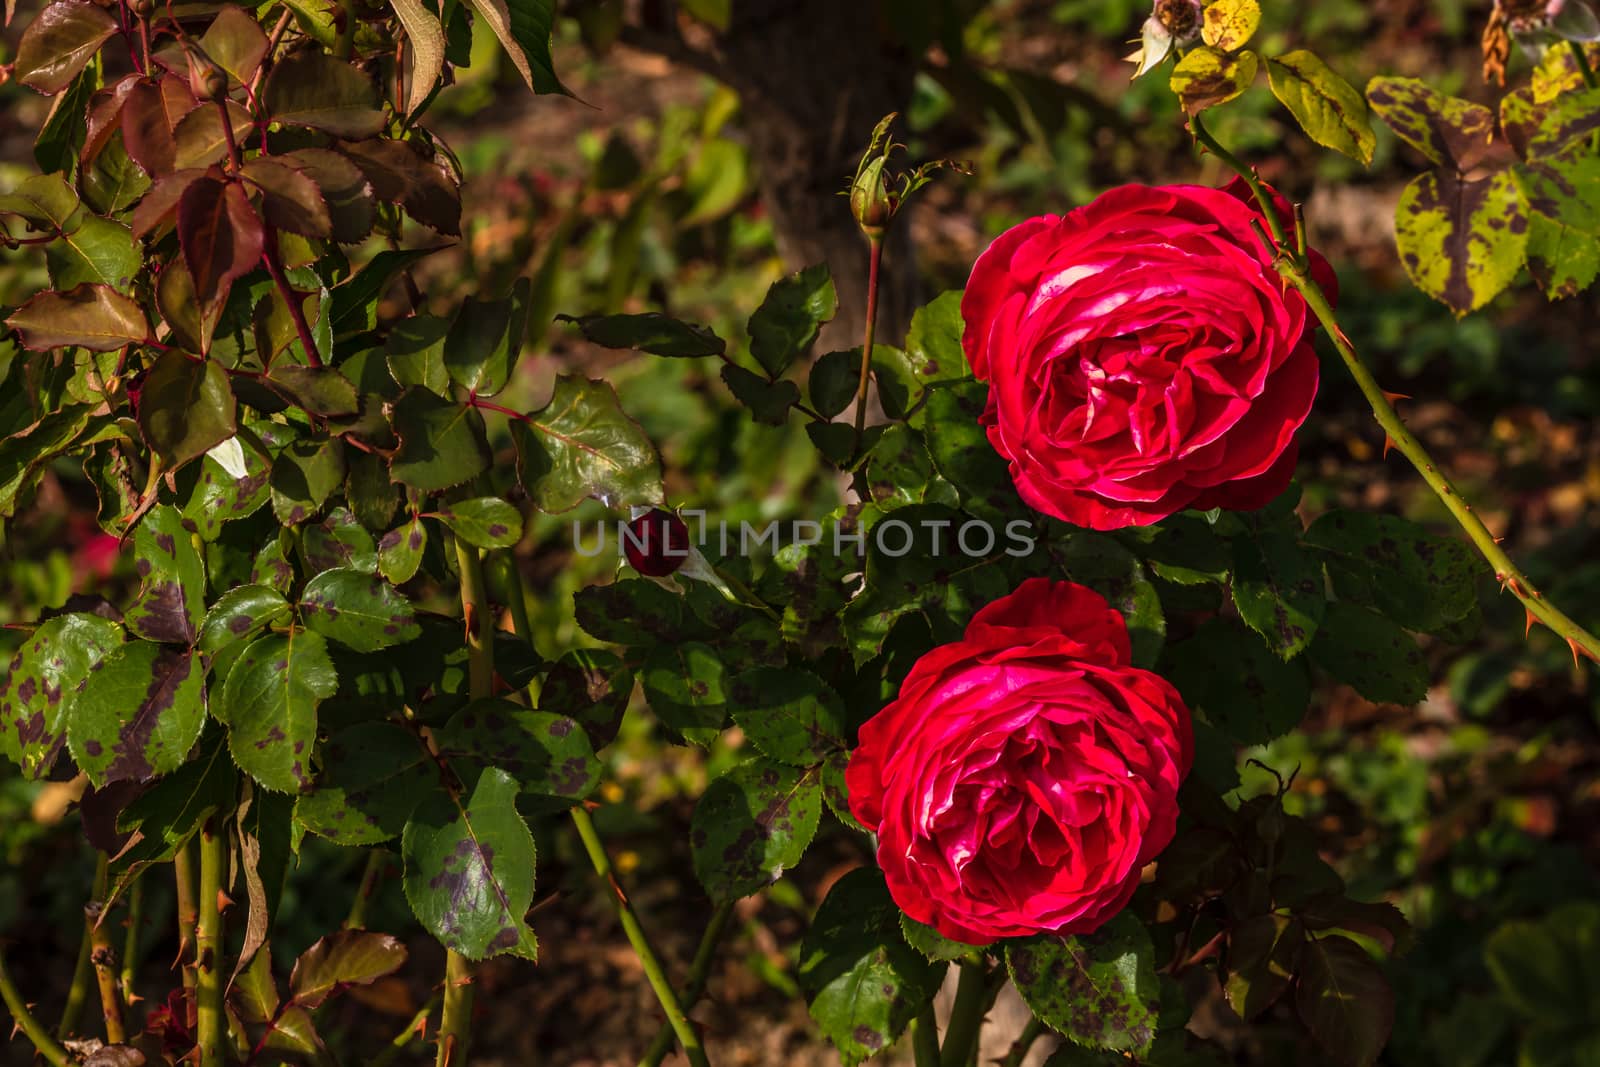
[1295, 936, 1393, 1067]
[721, 363, 800, 425]
[465, 0, 565, 94]
[294, 721, 431, 845]
[747, 263, 835, 377]
[560, 312, 725, 358]
[265, 366, 359, 417]
[1229, 516, 1324, 659]
[445, 279, 529, 396]
[138, 350, 237, 471]
[433, 497, 523, 550]
[328, 247, 440, 334]
[690, 758, 823, 902]
[1006, 914, 1160, 1053]
[113, 729, 236, 862]
[1049, 529, 1166, 668]
[1303, 510, 1480, 634]
[1225, 914, 1304, 1020]
[390, 388, 490, 492]
[270, 435, 347, 525]
[511, 375, 663, 511]
[642, 641, 728, 746]
[878, 291, 969, 418]
[299, 568, 420, 653]
[68, 641, 205, 786]
[573, 579, 695, 646]
[262, 49, 385, 137]
[47, 214, 141, 293]
[538, 648, 634, 750]
[1308, 601, 1427, 705]
[1483, 902, 1599, 1027]
[919, 381, 1020, 519]
[1163, 617, 1310, 745]
[300, 507, 378, 573]
[385, 313, 451, 394]
[433, 699, 599, 802]
[808, 349, 859, 418]
[727, 668, 848, 766]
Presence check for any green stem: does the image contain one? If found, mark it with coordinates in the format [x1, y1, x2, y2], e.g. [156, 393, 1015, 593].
[371, 994, 441, 1067]
[1194, 121, 1600, 665]
[119, 872, 145, 1005]
[87, 901, 126, 1044]
[939, 963, 988, 1067]
[571, 807, 711, 1067]
[852, 236, 885, 452]
[1568, 40, 1598, 89]
[0, 943, 71, 1066]
[912, 1004, 942, 1067]
[57, 853, 108, 1037]
[998, 1017, 1044, 1067]
[435, 951, 474, 1067]
[196, 819, 227, 1067]
[345, 849, 387, 930]
[638, 902, 736, 1067]
[175, 842, 199, 1028]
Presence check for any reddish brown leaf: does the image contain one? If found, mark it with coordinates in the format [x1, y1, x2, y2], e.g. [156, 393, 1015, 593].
[198, 5, 270, 86]
[121, 79, 180, 176]
[156, 259, 220, 353]
[339, 138, 461, 236]
[279, 147, 375, 244]
[241, 157, 332, 238]
[14, 0, 118, 94]
[6, 283, 149, 350]
[82, 75, 140, 165]
[130, 167, 207, 238]
[172, 100, 252, 169]
[262, 50, 385, 137]
[178, 173, 265, 310]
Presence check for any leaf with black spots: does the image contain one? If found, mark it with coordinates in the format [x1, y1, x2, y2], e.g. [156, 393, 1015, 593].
[390, 388, 490, 492]
[1163, 617, 1310, 745]
[1170, 45, 1258, 116]
[747, 263, 835, 377]
[6, 283, 148, 350]
[299, 567, 420, 652]
[112, 728, 236, 864]
[1267, 50, 1374, 164]
[1307, 601, 1428, 705]
[573, 578, 701, 646]
[68, 641, 205, 786]
[301, 507, 377, 573]
[899, 914, 981, 963]
[178, 173, 266, 312]
[690, 758, 822, 902]
[1229, 515, 1324, 659]
[1393, 168, 1527, 316]
[1295, 935, 1393, 1067]
[377, 517, 427, 584]
[797, 868, 946, 1067]
[401, 767, 539, 960]
[1364, 77, 1496, 168]
[251, 535, 296, 594]
[199, 585, 292, 659]
[0, 612, 122, 778]
[727, 667, 848, 766]
[561, 312, 725, 357]
[642, 641, 728, 747]
[294, 721, 431, 845]
[288, 930, 408, 1007]
[125, 505, 208, 645]
[510, 375, 663, 512]
[214, 630, 336, 793]
[538, 648, 634, 750]
[433, 699, 599, 803]
[1303, 510, 1481, 635]
[14, 0, 118, 93]
[263, 49, 385, 137]
[270, 434, 346, 525]
[137, 350, 237, 472]
[1006, 913, 1160, 1053]
[182, 430, 272, 540]
[432, 497, 523, 550]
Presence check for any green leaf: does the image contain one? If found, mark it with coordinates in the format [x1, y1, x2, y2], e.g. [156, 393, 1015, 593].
[432, 497, 523, 550]
[1484, 902, 1599, 1027]
[1394, 169, 1527, 316]
[390, 388, 490, 492]
[299, 568, 420, 653]
[808, 349, 859, 418]
[251, 534, 297, 593]
[876, 291, 969, 420]
[445, 279, 529, 397]
[797, 868, 946, 1067]
[433, 699, 599, 802]
[301, 507, 378, 573]
[262, 49, 385, 137]
[721, 363, 800, 426]
[198, 585, 293, 657]
[539, 648, 634, 751]
[1302, 510, 1480, 635]
[265, 366, 359, 417]
[1294, 936, 1394, 1067]
[294, 721, 431, 845]
[215, 630, 337, 793]
[328, 247, 440, 334]
[747, 264, 836, 378]
[560, 312, 725, 357]
[1225, 914, 1304, 1020]
[1170, 46, 1258, 116]
[14, 0, 117, 93]
[1201, 0, 1259, 50]
[385, 314, 451, 394]
[863, 424, 951, 510]
[642, 641, 728, 746]
[47, 214, 141, 293]
[1364, 78, 1494, 167]
[0, 612, 123, 778]
[6, 284, 147, 350]
[1307, 601, 1427, 705]
[1049, 530, 1167, 669]
[1267, 50, 1375, 165]
[270, 435, 347, 525]
[289, 930, 408, 1007]
[464, 0, 565, 95]
[183, 432, 273, 540]
[401, 767, 539, 960]
[899, 914, 981, 963]
[1006, 914, 1161, 1053]
[68, 641, 205, 786]
[377, 517, 428, 584]
[511, 375, 664, 512]
[691, 758, 822, 902]
[1229, 515, 1324, 659]
[1163, 617, 1310, 744]
[1524, 209, 1600, 300]
[138, 350, 237, 471]
[113, 729, 237, 863]
[1515, 142, 1600, 233]
[125, 505, 208, 645]
[727, 668, 848, 766]
[919, 381, 1021, 519]
[574, 579, 696, 646]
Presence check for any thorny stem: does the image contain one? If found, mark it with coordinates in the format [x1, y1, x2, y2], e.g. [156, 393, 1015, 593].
[87, 902, 126, 1044]
[998, 1017, 1045, 1067]
[1193, 120, 1600, 665]
[939, 962, 989, 1067]
[852, 236, 885, 451]
[175, 841, 200, 1026]
[570, 807, 712, 1067]
[58, 853, 108, 1037]
[637, 902, 737, 1067]
[0, 943, 71, 1066]
[120, 872, 145, 1005]
[196, 818, 227, 1067]
[912, 1005, 942, 1067]
[1568, 40, 1599, 89]
[435, 951, 474, 1067]
[370, 993, 441, 1067]
[345, 849, 388, 930]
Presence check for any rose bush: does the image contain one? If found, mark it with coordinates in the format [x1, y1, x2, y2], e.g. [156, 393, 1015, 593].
[961, 180, 1335, 529]
[846, 578, 1194, 944]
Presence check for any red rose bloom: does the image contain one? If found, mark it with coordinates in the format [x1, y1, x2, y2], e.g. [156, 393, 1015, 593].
[846, 579, 1193, 945]
[961, 181, 1335, 529]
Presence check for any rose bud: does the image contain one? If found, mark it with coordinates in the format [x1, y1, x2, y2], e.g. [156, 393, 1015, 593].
[622, 509, 692, 577]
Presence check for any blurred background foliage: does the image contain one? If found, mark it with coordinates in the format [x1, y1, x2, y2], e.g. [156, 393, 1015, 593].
[1, 0, 1597, 1063]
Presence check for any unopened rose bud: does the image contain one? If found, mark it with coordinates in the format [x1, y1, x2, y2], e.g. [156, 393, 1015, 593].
[188, 53, 228, 101]
[129, 0, 154, 15]
[623, 509, 692, 577]
[850, 155, 895, 239]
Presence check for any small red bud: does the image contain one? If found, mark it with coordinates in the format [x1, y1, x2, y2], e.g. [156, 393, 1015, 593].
[623, 509, 692, 577]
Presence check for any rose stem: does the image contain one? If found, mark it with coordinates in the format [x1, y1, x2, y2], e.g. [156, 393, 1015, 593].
[370, 993, 442, 1067]
[57, 853, 108, 1037]
[1568, 41, 1598, 89]
[636, 902, 736, 1067]
[87, 900, 127, 1044]
[939, 962, 989, 1067]
[344, 849, 388, 930]
[912, 1004, 942, 1067]
[119, 872, 145, 1004]
[496, 554, 717, 1067]
[0, 944, 71, 1066]
[436, 537, 494, 1067]
[195, 816, 227, 1067]
[1189, 113, 1600, 664]
[175, 842, 200, 1027]
[999, 1017, 1045, 1067]
[852, 235, 886, 453]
